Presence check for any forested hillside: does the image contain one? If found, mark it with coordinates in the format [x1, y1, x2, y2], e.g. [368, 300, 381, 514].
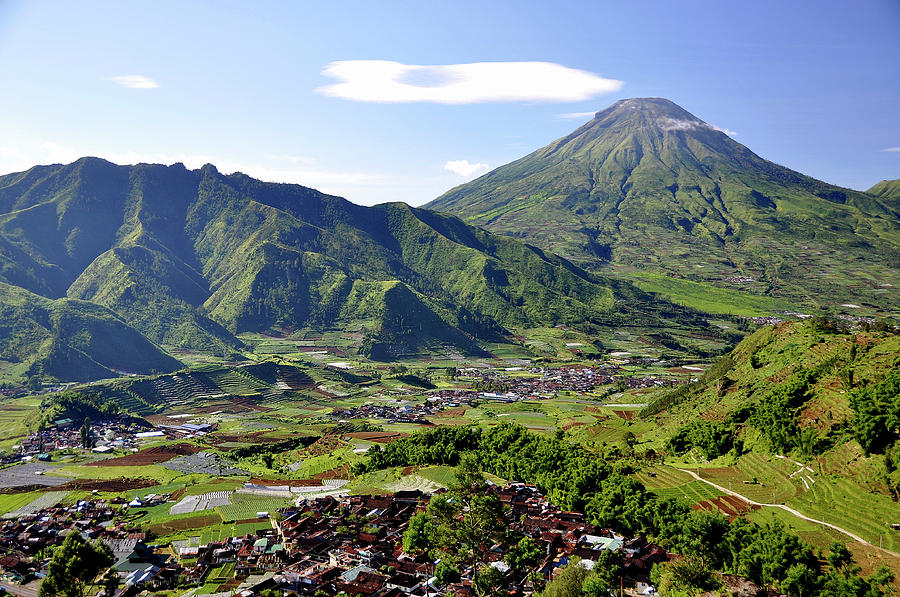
[0, 158, 714, 379]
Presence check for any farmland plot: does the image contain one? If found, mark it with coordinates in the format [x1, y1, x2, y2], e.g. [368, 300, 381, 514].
[2, 491, 68, 519]
[170, 491, 233, 515]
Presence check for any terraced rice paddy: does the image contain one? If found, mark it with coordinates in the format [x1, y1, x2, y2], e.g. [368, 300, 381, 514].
[692, 494, 759, 517]
[693, 454, 801, 504]
[650, 480, 725, 504]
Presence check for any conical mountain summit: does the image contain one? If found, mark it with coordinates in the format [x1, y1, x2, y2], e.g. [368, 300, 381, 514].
[426, 98, 900, 315]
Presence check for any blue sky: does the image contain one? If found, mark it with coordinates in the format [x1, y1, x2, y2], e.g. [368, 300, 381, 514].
[0, 0, 898, 205]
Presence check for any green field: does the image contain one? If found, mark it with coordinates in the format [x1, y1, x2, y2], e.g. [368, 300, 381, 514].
[0, 491, 42, 516]
[217, 493, 292, 522]
[630, 272, 801, 317]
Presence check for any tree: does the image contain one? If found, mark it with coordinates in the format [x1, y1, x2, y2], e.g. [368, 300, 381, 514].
[434, 561, 461, 586]
[402, 513, 433, 556]
[475, 565, 505, 595]
[583, 550, 623, 595]
[101, 569, 119, 597]
[650, 558, 720, 596]
[542, 558, 591, 597]
[402, 454, 507, 596]
[506, 536, 543, 574]
[39, 532, 114, 597]
[826, 541, 853, 571]
[80, 417, 93, 449]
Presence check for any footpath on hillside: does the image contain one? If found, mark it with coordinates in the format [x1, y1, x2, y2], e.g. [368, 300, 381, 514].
[677, 468, 900, 560]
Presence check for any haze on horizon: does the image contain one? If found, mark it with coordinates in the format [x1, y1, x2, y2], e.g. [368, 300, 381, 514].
[0, 0, 898, 206]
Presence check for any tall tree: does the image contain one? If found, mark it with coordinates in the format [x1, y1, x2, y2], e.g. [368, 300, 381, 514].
[79, 417, 92, 449]
[402, 454, 507, 596]
[39, 532, 114, 597]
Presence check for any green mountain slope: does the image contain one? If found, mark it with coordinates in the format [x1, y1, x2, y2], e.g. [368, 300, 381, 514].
[427, 98, 900, 317]
[0, 281, 181, 381]
[639, 318, 900, 549]
[868, 178, 900, 206]
[0, 157, 710, 371]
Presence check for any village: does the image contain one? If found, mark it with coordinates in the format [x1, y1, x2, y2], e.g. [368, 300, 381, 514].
[0, 482, 672, 597]
[330, 365, 682, 423]
[3, 418, 219, 467]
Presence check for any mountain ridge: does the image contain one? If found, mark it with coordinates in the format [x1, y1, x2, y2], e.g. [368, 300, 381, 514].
[0, 157, 714, 379]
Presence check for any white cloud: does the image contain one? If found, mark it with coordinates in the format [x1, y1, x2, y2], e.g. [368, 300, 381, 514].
[318, 60, 622, 104]
[108, 75, 159, 89]
[711, 125, 738, 137]
[658, 117, 703, 131]
[556, 111, 597, 120]
[882, 147, 900, 152]
[658, 117, 737, 137]
[444, 159, 489, 178]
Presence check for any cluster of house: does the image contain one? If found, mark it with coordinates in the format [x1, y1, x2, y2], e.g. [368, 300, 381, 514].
[11, 416, 150, 458]
[266, 483, 672, 596]
[453, 366, 677, 403]
[145, 421, 218, 440]
[0, 484, 673, 596]
[329, 400, 443, 425]
[328, 365, 684, 422]
[0, 496, 153, 582]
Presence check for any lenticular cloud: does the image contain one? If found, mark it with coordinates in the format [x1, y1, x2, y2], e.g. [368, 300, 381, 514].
[317, 60, 622, 104]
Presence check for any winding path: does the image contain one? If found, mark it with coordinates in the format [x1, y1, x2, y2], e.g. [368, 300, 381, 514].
[676, 468, 900, 559]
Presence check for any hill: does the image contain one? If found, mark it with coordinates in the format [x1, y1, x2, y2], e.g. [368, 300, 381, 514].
[0, 281, 181, 381]
[637, 318, 900, 550]
[427, 98, 900, 318]
[0, 158, 713, 378]
[868, 178, 900, 205]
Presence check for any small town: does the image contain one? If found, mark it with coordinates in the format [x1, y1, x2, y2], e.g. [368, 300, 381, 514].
[0, 482, 675, 597]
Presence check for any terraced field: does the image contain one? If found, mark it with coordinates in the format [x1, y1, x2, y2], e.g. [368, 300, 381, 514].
[692, 453, 801, 504]
[0, 491, 42, 517]
[169, 490, 233, 515]
[650, 480, 725, 504]
[417, 465, 459, 486]
[634, 465, 695, 489]
[788, 477, 900, 551]
[130, 372, 224, 408]
[385, 474, 444, 494]
[0, 396, 40, 449]
[205, 369, 268, 396]
[216, 494, 291, 521]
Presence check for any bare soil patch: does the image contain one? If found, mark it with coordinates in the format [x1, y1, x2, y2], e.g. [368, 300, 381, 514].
[86, 443, 203, 466]
[346, 431, 409, 443]
[54, 478, 159, 492]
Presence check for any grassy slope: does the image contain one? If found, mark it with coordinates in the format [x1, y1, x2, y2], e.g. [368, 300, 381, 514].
[629, 272, 800, 316]
[868, 178, 900, 206]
